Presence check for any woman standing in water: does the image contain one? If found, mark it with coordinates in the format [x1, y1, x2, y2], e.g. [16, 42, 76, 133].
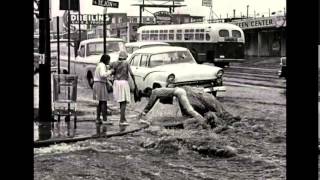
[110, 51, 137, 126]
[93, 54, 113, 125]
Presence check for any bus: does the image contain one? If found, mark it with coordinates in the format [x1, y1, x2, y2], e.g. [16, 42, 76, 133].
[137, 23, 245, 67]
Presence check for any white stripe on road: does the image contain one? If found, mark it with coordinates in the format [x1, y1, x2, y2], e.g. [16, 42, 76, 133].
[224, 82, 284, 90]
[228, 66, 277, 72]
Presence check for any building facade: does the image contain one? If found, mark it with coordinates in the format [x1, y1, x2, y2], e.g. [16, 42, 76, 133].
[230, 16, 286, 57]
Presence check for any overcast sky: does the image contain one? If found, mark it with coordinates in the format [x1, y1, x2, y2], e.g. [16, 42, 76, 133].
[51, 0, 286, 19]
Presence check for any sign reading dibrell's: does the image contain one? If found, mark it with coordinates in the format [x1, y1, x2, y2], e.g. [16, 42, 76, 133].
[154, 11, 172, 25]
[231, 16, 286, 30]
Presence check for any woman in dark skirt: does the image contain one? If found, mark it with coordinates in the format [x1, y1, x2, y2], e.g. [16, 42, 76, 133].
[93, 54, 113, 124]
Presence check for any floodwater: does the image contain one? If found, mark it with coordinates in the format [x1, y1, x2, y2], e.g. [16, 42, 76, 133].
[34, 58, 286, 179]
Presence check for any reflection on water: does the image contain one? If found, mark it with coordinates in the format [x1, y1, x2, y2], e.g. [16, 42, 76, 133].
[119, 125, 128, 132]
[35, 120, 140, 142]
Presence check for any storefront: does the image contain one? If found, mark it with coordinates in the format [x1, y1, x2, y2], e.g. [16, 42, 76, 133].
[231, 16, 286, 57]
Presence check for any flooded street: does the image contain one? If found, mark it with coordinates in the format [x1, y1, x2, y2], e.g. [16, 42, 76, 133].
[34, 58, 286, 180]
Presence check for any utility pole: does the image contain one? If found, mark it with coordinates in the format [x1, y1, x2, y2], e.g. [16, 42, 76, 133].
[78, 2, 81, 45]
[103, 13, 107, 54]
[247, 5, 249, 18]
[233, 9, 235, 18]
[38, 0, 52, 139]
[269, 8, 270, 17]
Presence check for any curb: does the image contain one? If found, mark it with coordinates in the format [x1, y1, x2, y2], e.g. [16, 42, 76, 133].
[34, 123, 149, 148]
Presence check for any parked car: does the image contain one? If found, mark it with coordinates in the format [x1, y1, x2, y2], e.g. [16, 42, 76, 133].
[127, 46, 226, 97]
[50, 39, 76, 74]
[278, 57, 287, 78]
[125, 41, 170, 56]
[58, 38, 126, 88]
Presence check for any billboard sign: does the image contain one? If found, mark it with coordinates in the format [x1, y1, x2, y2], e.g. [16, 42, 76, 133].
[153, 11, 172, 25]
[202, 0, 212, 7]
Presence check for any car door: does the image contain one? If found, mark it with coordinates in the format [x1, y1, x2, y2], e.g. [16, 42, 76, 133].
[74, 44, 87, 82]
[128, 54, 143, 90]
[136, 54, 150, 90]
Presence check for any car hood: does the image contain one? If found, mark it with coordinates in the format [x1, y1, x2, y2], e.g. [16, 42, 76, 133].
[151, 63, 222, 81]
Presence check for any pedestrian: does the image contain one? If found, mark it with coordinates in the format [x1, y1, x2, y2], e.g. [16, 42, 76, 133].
[93, 54, 113, 125]
[110, 51, 137, 126]
[137, 86, 241, 128]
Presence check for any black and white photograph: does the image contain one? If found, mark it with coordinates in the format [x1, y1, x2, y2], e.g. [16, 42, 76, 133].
[33, 0, 288, 179]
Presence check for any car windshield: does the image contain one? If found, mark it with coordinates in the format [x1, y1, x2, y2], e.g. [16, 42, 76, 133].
[87, 41, 125, 56]
[141, 44, 169, 49]
[149, 51, 195, 68]
[51, 42, 74, 53]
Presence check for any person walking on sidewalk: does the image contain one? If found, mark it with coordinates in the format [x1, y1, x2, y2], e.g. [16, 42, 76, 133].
[110, 51, 137, 126]
[93, 54, 113, 125]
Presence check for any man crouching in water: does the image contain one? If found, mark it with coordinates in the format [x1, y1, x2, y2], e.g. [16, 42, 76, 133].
[137, 86, 241, 130]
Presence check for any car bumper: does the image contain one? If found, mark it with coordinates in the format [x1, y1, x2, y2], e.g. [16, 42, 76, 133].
[214, 58, 245, 63]
[204, 86, 226, 93]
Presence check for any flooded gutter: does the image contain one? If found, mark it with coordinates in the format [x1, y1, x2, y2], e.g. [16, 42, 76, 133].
[34, 124, 149, 148]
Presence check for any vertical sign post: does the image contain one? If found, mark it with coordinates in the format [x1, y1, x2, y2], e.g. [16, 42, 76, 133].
[92, 0, 119, 54]
[57, 16, 60, 75]
[103, 13, 107, 54]
[38, 0, 52, 140]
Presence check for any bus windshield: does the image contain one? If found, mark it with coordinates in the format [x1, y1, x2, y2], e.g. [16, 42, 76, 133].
[149, 51, 195, 67]
[87, 41, 125, 56]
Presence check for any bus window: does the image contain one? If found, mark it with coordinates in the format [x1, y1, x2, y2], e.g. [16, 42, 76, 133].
[232, 30, 241, 38]
[142, 34, 149, 40]
[177, 34, 182, 40]
[206, 33, 210, 41]
[150, 34, 158, 40]
[169, 34, 174, 40]
[219, 29, 229, 37]
[163, 34, 168, 40]
[169, 30, 174, 33]
[195, 33, 204, 40]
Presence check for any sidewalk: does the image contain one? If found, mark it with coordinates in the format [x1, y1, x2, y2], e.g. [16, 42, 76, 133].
[232, 56, 281, 69]
[34, 99, 149, 147]
[34, 74, 150, 147]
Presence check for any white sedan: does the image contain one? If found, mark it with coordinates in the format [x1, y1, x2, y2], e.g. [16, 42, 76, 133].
[127, 46, 226, 96]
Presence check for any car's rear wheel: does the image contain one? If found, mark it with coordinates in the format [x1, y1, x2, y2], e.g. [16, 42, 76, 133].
[87, 72, 94, 89]
[211, 91, 217, 97]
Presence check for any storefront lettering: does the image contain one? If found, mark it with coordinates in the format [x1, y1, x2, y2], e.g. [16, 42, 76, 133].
[232, 17, 277, 29]
[69, 14, 109, 25]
